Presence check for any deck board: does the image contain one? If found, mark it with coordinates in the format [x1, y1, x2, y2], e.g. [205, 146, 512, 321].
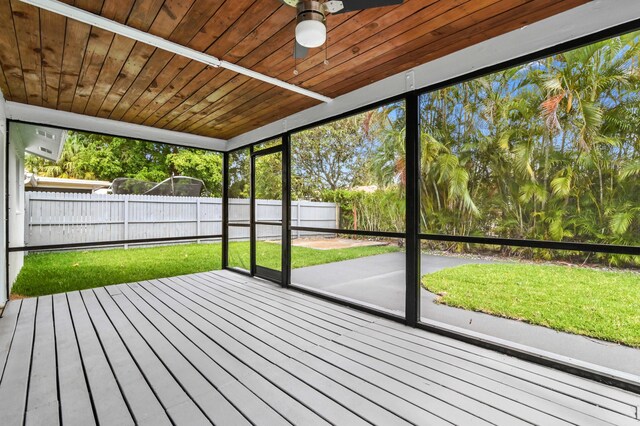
[0, 298, 36, 426]
[52, 294, 96, 426]
[25, 296, 59, 426]
[218, 270, 640, 412]
[80, 290, 171, 426]
[66, 291, 135, 426]
[0, 300, 21, 384]
[92, 287, 211, 426]
[107, 285, 249, 425]
[0, 271, 638, 425]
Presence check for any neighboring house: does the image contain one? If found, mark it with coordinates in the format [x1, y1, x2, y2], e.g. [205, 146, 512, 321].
[24, 173, 111, 194]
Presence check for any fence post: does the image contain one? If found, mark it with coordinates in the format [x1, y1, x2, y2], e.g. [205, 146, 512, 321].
[196, 198, 201, 244]
[123, 197, 129, 249]
[296, 201, 301, 239]
[24, 192, 30, 247]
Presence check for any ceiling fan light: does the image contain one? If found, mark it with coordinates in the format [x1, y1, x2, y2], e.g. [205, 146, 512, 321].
[295, 20, 326, 48]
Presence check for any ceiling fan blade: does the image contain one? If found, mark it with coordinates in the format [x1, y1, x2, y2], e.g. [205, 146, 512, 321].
[294, 41, 308, 59]
[333, 0, 403, 14]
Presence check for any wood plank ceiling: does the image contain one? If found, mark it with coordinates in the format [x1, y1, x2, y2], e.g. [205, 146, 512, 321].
[0, 0, 590, 140]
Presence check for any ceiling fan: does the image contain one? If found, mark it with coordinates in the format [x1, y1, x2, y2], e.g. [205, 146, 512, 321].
[281, 0, 404, 59]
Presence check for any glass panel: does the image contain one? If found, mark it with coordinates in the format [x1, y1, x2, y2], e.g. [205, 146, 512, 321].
[21, 130, 224, 247]
[255, 224, 282, 272]
[291, 231, 405, 316]
[254, 149, 282, 277]
[13, 125, 224, 296]
[419, 30, 640, 247]
[228, 148, 251, 225]
[417, 30, 640, 379]
[228, 227, 250, 271]
[254, 150, 282, 221]
[291, 101, 406, 233]
[419, 241, 640, 376]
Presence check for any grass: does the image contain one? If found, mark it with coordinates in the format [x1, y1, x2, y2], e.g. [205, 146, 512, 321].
[12, 241, 399, 297]
[422, 263, 640, 347]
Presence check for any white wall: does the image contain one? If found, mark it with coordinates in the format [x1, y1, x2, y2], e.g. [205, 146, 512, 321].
[0, 91, 6, 305]
[7, 122, 25, 292]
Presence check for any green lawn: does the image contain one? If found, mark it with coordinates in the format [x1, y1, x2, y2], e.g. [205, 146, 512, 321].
[13, 241, 399, 297]
[423, 263, 640, 347]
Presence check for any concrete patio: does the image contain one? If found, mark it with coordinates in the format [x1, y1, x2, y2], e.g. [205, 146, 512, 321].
[292, 253, 640, 378]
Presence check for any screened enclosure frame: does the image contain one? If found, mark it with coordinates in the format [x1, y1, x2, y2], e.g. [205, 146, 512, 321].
[223, 18, 640, 394]
[3, 120, 226, 301]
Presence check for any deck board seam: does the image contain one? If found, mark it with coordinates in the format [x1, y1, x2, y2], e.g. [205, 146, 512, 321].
[145, 278, 348, 425]
[206, 277, 549, 424]
[106, 286, 242, 425]
[196, 274, 361, 335]
[115, 283, 255, 424]
[364, 319, 640, 417]
[212, 272, 638, 420]
[166, 276, 322, 353]
[177, 275, 343, 343]
[315, 338, 535, 425]
[23, 299, 38, 426]
[78, 291, 138, 424]
[0, 300, 22, 384]
[168, 276, 489, 425]
[343, 327, 628, 425]
[210, 271, 377, 324]
[207, 275, 635, 424]
[149, 278, 386, 425]
[91, 287, 212, 424]
[65, 293, 100, 424]
[88, 289, 178, 418]
[53, 296, 62, 426]
[371, 316, 640, 406]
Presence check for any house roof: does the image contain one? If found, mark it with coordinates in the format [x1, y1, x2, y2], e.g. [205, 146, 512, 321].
[0, 0, 589, 141]
[24, 173, 111, 191]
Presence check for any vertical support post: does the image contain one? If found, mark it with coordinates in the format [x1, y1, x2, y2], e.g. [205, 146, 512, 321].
[249, 146, 256, 275]
[24, 193, 29, 248]
[123, 198, 129, 250]
[196, 198, 201, 244]
[222, 152, 229, 269]
[3, 119, 10, 303]
[405, 92, 421, 327]
[282, 133, 291, 288]
[296, 201, 301, 239]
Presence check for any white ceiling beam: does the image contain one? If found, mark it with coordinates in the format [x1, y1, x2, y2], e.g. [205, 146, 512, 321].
[5, 102, 226, 151]
[227, 0, 640, 151]
[20, 0, 333, 104]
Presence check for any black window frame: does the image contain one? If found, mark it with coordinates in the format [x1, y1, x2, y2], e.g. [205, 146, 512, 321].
[222, 18, 640, 393]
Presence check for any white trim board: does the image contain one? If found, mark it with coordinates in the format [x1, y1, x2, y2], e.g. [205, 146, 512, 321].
[0, 91, 7, 305]
[226, 0, 640, 151]
[5, 102, 226, 151]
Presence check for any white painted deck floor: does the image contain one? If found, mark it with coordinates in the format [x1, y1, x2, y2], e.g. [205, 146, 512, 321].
[0, 270, 638, 425]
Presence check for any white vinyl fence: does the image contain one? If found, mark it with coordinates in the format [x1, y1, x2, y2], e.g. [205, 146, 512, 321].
[24, 192, 338, 249]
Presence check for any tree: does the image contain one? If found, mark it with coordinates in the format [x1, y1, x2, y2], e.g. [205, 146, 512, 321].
[166, 150, 223, 196]
[25, 131, 224, 197]
[291, 114, 372, 200]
